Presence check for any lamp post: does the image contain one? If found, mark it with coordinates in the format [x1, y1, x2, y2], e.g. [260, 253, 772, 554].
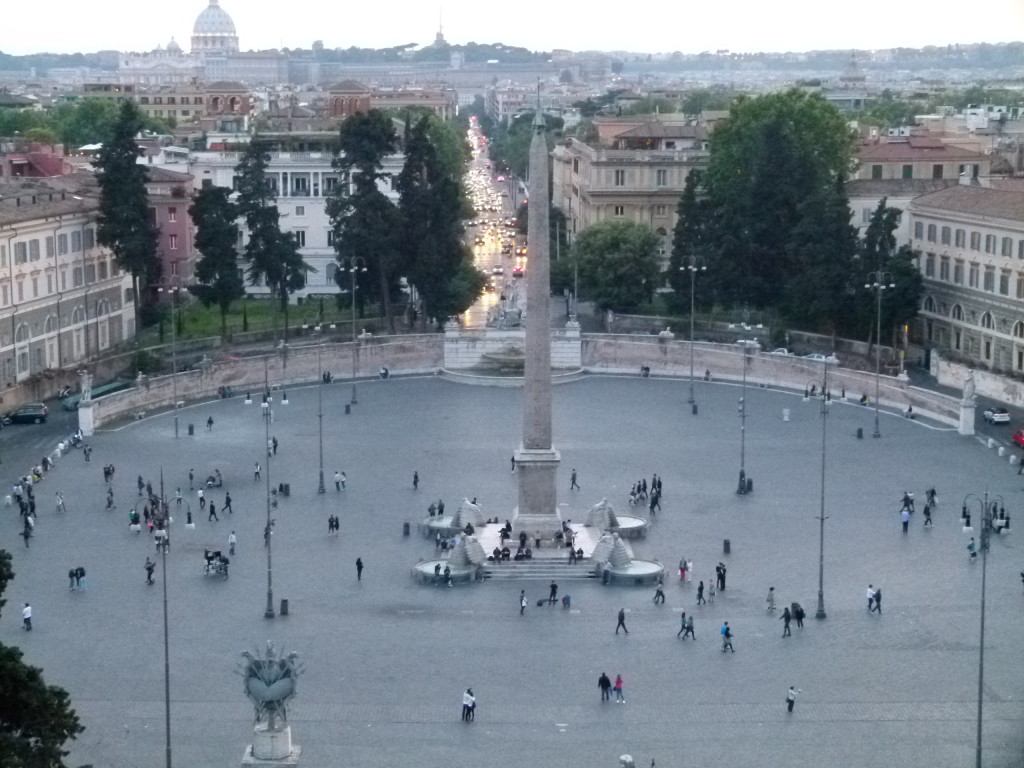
[156, 469, 172, 768]
[681, 257, 706, 410]
[815, 358, 830, 620]
[315, 323, 325, 494]
[865, 271, 895, 438]
[158, 283, 180, 438]
[342, 257, 367, 405]
[262, 356, 274, 619]
[737, 345, 751, 494]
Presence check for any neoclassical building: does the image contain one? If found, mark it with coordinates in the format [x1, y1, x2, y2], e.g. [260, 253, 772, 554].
[191, 0, 239, 55]
[910, 180, 1024, 373]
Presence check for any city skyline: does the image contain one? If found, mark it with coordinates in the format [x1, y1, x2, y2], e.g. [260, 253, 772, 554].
[3, 0, 1024, 58]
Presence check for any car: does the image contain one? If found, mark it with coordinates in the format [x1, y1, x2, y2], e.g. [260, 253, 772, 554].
[735, 339, 761, 349]
[8, 403, 47, 424]
[1014, 430, 1024, 448]
[492, 266, 504, 275]
[512, 266, 524, 278]
[804, 353, 839, 364]
[770, 348, 792, 356]
[983, 407, 1011, 424]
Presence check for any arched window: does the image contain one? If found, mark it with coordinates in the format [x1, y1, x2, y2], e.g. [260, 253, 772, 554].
[923, 296, 936, 313]
[980, 312, 994, 330]
[43, 315, 57, 333]
[71, 305, 86, 324]
[1014, 321, 1024, 339]
[15, 323, 30, 342]
[655, 227, 668, 237]
[952, 304, 964, 321]
[96, 300, 110, 317]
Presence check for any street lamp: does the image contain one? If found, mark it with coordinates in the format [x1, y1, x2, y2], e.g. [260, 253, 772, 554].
[341, 257, 367, 405]
[737, 345, 751, 495]
[814, 358, 830, 620]
[314, 323, 326, 494]
[156, 469, 172, 768]
[157, 283, 181, 439]
[681, 257, 706, 411]
[865, 271, 895, 438]
[262, 356, 275, 619]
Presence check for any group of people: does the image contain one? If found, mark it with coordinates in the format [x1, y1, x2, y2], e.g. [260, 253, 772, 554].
[628, 474, 664, 509]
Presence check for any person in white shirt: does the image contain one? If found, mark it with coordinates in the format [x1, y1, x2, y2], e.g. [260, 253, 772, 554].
[22, 603, 32, 631]
[461, 689, 476, 722]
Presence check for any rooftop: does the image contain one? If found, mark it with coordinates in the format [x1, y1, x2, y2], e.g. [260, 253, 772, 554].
[858, 138, 986, 162]
[0, 179, 99, 227]
[846, 178, 959, 197]
[910, 183, 1024, 222]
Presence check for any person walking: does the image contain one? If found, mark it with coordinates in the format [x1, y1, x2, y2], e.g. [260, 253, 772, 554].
[598, 672, 612, 702]
[208, 501, 219, 522]
[615, 608, 628, 635]
[872, 587, 882, 614]
[786, 686, 800, 713]
[923, 504, 933, 526]
[696, 581, 706, 605]
[766, 587, 777, 612]
[511, 455, 516, 473]
[613, 674, 625, 703]
[206, 415, 214, 431]
[106, 487, 115, 510]
[254, 462, 261, 481]
[570, 469, 580, 491]
[901, 507, 910, 533]
[866, 585, 875, 612]
[272, 437, 278, 455]
[653, 582, 666, 604]
[780, 606, 792, 637]
[175, 488, 182, 507]
[461, 688, 475, 722]
[223, 493, 233, 514]
[68, 568, 77, 590]
[356, 558, 364, 581]
[721, 622, 734, 652]
[56, 491, 67, 514]
[145, 558, 155, 585]
[334, 471, 342, 492]
[228, 531, 237, 555]
[793, 604, 805, 628]
[197, 488, 205, 511]
[926, 487, 937, 507]
[22, 603, 32, 631]
[676, 612, 688, 638]
[520, 590, 527, 615]
[189, 468, 194, 490]
[718, 563, 727, 591]
[679, 558, 687, 581]
[76, 567, 86, 590]
[412, 471, 419, 490]
[967, 537, 977, 559]
[138, 475, 145, 496]
[683, 613, 695, 639]
[548, 581, 558, 605]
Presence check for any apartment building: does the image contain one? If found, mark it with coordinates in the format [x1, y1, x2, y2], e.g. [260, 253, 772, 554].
[910, 179, 1024, 373]
[0, 179, 135, 397]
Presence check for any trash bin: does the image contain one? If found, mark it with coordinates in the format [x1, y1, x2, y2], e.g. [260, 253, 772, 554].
[280, 599, 289, 616]
[187, 424, 194, 436]
[278, 482, 285, 494]
[282, 483, 290, 497]
[746, 477, 753, 494]
[692, 403, 698, 416]
[724, 538, 731, 555]
[403, 521, 410, 536]
[345, 404, 351, 415]
[857, 427, 863, 439]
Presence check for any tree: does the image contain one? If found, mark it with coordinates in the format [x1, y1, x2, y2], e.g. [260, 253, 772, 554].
[188, 186, 245, 339]
[327, 111, 402, 334]
[667, 170, 712, 313]
[514, 202, 569, 258]
[0, 549, 85, 767]
[94, 100, 158, 331]
[397, 116, 484, 328]
[571, 221, 662, 312]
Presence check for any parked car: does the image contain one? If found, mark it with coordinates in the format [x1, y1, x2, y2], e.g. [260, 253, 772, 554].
[7, 403, 47, 424]
[735, 339, 761, 349]
[1013, 430, 1024, 448]
[983, 407, 1011, 424]
[770, 348, 792, 355]
[804, 353, 840, 364]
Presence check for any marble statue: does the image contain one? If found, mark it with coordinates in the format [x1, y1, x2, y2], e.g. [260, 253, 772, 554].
[240, 641, 303, 730]
[962, 369, 976, 405]
[79, 371, 92, 403]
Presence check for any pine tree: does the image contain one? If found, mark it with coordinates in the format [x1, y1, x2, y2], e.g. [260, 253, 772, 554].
[188, 186, 245, 339]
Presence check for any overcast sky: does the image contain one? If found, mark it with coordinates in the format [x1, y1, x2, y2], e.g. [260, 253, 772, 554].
[7, 0, 1024, 56]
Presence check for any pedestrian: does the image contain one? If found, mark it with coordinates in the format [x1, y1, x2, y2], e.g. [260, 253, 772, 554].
[866, 584, 875, 612]
[228, 531, 237, 555]
[461, 688, 475, 722]
[708, 580, 716, 603]
[20, 525, 31, 548]
[676, 612, 687, 638]
[175, 488, 182, 507]
[68, 568, 77, 590]
[356, 557, 363, 581]
[679, 558, 687, 581]
[794, 604, 805, 628]
[718, 563, 727, 591]
[75, 566, 86, 590]
[613, 674, 625, 703]
[413, 471, 419, 490]
[721, 622, 734, 652]
[224, 493, 233, 514]
[872, 587, 882, 614]
[549, 581, 558, 605]
[786, 686, 800, 713]
[254, 462, 261, 480]
[520, 590, 527, 615]
[780, 607, 792, 637]
[511, 455, 516, 473]
[684, 614, 695, 639]
[570, 469, 580, 491]
[766, 587, 776, 612]
[106, 487, 115, 510]
[615, 608, 628, 635]
[208, 501, 218, 522]
[339, 471, 346, 490]
[696, 580, 706, 605]
[598, 672, 612, 701]
[923, 504, 932, 526]
[926, 487, 937, 507]
[138, 475, 145, 496]
[83, 445, 91, 462]
[272, 437, 278, 455]
[189, 468, 194, 490]
[207, 415, 214, 431]
[145, 557, 155, 585]
[653, 582, 665, 604]
[901, 508, 910, 533]
[334, 471, 342, 491]
[22, 603, 32, 631]
[967, 537, 977, 559]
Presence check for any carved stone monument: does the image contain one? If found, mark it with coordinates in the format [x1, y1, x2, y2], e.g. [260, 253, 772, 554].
[77, 370, 95, 437]
[958, 368, 977, 436]
[240, 641, 303, 767]
[513, 109, 562, 539]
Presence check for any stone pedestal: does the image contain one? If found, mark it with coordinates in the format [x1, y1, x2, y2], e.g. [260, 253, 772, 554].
[78, 402, 95, 437]
[513, 446, 562, 539]
[958, 401, 975, 436]
[242, 724, 301, 767]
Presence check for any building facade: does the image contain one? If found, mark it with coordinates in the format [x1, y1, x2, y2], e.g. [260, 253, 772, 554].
[910, 181, 1024, 374]
[145, 167, 197, 289]
[0, 180, 135, 398]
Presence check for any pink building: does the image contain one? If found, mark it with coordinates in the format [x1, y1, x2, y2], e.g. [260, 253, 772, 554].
[145, 167, 196, 292]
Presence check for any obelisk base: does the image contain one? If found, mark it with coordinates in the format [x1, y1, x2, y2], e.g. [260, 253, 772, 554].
[242, 724, 301, 767]
[514, 446, 562, 539]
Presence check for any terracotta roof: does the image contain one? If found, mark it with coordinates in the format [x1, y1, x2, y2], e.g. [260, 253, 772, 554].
[614, 121, 704, 139]
[910, 184, 1024, 222]
[145, 166, 193, 183]
[858, 140, 986, 162]
[846, 178, 959, 197]
[0, 180, 99, 226]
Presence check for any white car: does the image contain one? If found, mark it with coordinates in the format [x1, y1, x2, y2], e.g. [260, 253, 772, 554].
[804, 353, 839, 364]
[983, 407, 1011, 424]
[770, 348, 792, 356]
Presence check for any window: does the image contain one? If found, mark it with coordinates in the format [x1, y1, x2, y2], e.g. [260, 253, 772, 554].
[932, 164, 943, 179]
[940, 257, 950, 281]
[295, 206, 305, 217]
[71, 231, 82, 252]
[14, 243, 27, 264]
[941, 227, 951, 245]
[84, 264, 96, 283]
[181, 110, 190, 117]
[293, 231, 306, 247]
[914, 222, 924, 239]
[168, 207, 177, 223]
[927, 224, 936, 242]
[0, 245, 5, 266]
[970, 232, 981, 251]
[1019, 241, 1024, 259]
[901, 164, 913, 179]
[655, 205, 667, 216]
[28, 240, 40, 261]
[1, 285, 6, 305]
[613, 170, 625, 186]
[981, 312, 994, 330]
[1000, 270, 1010, 295]
[84, 229, 94, 249]
[73, 267, 83, 287]
[30, 277, 37, 298]
[959, 163, 979, 178]
[168, 234, 178, 250]
[969, 263, 979, 288]
[862, 208, 871, 224]
[327, 230, 336, 247]
[1018, 276, 1024, 299]
[925, 253, 935, 277]
[46, 237, 54, 257]
[572, 158, 579, 173]
[955, 229, 966, 248]
[952, 304, 964, 321]
[16, 282, 23, 301]
[985, 234, 996, 254]
[655, 169, 667, 187]
[46, 275, 52, 294]
[871, 165, 883, 179]
[324, 177, 338, 191]
[983, 265, 994, 292]
[613, 205, 625, 217]
[1002, 237, 1013, 257]
[1015, 320, 1024, 338]
[954, 260, 964, 284]
[923, 296, 936, 312]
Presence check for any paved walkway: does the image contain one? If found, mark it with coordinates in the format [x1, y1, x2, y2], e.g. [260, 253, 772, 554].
[1, 375, 1022, 768]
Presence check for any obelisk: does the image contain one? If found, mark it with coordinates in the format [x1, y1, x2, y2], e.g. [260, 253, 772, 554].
[513, 110, 562, 539]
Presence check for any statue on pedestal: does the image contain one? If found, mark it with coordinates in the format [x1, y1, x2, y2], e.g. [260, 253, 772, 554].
[240, 641, 302, 731]
[961, 369, 977, 406]
[79, 371, 93, 403]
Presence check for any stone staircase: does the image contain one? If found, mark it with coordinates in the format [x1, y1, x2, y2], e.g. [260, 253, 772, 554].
[481, 559, 598, 581]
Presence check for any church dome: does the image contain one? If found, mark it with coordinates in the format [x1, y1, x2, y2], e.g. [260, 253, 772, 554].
[167, 38, 182, 54]
[193, 0, 236, 36]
